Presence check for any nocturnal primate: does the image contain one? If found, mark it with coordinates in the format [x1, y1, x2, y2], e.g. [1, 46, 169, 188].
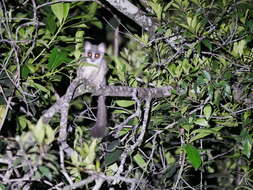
[77, 41, 107, 137]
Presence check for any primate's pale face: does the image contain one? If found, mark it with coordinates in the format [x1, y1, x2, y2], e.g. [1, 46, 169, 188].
[84, 42, 106, 66]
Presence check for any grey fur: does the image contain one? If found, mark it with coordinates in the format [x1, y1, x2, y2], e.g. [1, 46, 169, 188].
[77, 42, 108, 137]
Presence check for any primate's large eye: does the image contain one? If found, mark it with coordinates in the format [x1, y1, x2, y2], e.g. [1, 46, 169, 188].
[95, 53, 100, 58]
[87, 52, 92, 57]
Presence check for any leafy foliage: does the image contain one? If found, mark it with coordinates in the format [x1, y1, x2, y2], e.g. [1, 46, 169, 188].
[0, 0, 253, 189]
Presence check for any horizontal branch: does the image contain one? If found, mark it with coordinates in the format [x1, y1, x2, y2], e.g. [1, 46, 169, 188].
[42, 77, 172, 124]
[75, 84, 172, 99]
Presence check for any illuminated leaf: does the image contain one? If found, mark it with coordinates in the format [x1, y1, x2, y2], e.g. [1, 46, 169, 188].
[184, 144, 201, 169]
[115, 100, 135, 108]
[51, 2, 70, 23]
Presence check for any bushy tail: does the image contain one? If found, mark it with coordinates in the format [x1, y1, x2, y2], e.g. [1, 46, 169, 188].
[91, 95, 107, 137]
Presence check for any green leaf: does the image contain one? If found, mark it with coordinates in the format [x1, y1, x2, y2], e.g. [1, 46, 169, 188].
[18, 115, 28, 130]
[115, 100, 135, 108]
[216, 120, 238, 127]
[184, 144, 201, 169]
[27, 118, 52, 145]
[190, 0, 200, 5]
[190, 132, 210, 142]
[18, 131, 36, 151]
[192, 126, 223, 134]
[69, 167, 81, 180]
[191, 15, 197, 30]
[104, 150, 122, 166]
[33, 118, 46, 144]
[70, 151, 79, 166]
[240, 130, 253, 158]
[167, 64, 182, 78]
[240, 9, 249, 24]
[218, 56, 228, 66]
[48, 48, 69, 70]
[232, 40, 246, 57]
[203, 104, 212, 119]
[165, 151, 176, 165]
[21, 64, 31, 78]
[46, 14, 56, 34]
[186, 16, 192, 28]
[203, 70, 211, 82]
[83, 139, 97, 169]
[87, 2, 98, 17]
[202, 39, 212, 51]
[0, 105, 7, 128]
[45, 124, 55, 145]
[134, 153, 147, 169]
[182, 124, 194, 133]
[113, 57, 126, 81]
[51, 2, 70, 23]
[242, 138, 252, 158]
[194, 118, 209, 127]
[112, 109, 129, 114]
[92, 20, 103, 29]
[0, 184, 6, 190]
[168, 63, 183, 78]
[0, 8, 3, 17]
[147, 1, 162, 20]
[182, 59, 191, 74]
[75, 30, 84, 43]
[74, 30, 85, 59]
[243, 110, 251, 121]
[39, 166, 52, 180]
[175, 65, 183, 78]
[168, 64, 177, 77]
[190, 127, 223, 142]
[106, 163, 118, 176]
[28, 80, 50, 94]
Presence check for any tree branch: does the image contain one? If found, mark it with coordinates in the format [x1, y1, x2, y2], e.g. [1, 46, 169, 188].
[42, 77, 172, 124]
[104, 0, 158, 33]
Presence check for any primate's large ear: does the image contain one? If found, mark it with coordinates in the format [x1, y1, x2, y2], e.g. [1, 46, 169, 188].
[98, 43, 106, 53]
[84, 41, 92, 50]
